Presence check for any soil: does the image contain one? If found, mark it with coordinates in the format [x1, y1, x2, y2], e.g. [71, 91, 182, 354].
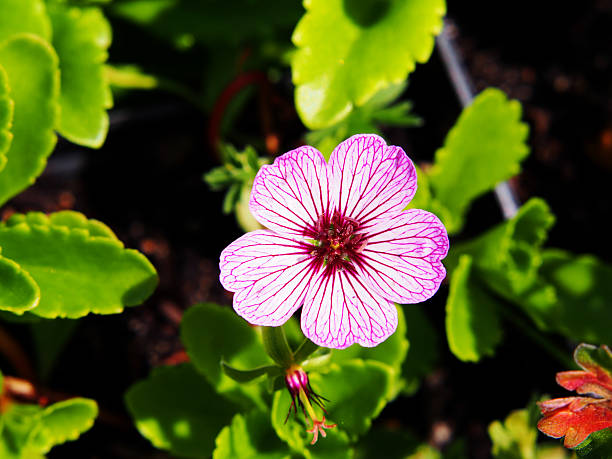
[1, 2, 611, 457]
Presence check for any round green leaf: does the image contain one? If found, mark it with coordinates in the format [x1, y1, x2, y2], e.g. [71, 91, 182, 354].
[0, 65, 13, 173]
[27, 398, 98, 454]
[181, 303, 271, 409]
[213, 411, 290, 459]
[0, 0, 51, 43]
[292, 0, 445, 128]
[48, 4, 112, 148]
[428, 88, 529, 234]
[125, 363, 238, 459]
[0, 35, 59, 206]
[0, 220, 158, 318]
[445, 255, 503, 362]
[0, 253, 40, 314]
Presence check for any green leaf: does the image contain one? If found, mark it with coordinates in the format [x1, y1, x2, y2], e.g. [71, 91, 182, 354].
[27, 398, 98, 454]
[0, 0, 51, 43]
[4, 210, 117, 239]
[446, 255, 503, 362]
[0, 253, 39, 314]
[530, 250, 612, 344]
[0, 404, 44, 459]
[401, 305, 438, 395]
[0, 35, 59, 206]
[310, 361, 393, 439]
[222, 362, 281, 383]
[428, 88, 529, 234]
[213, 411, 290, 459]
[305, 82, 420, 158]
[0, 65, 13, 173]
[488, 409, 537, 459]
[181, 303, 272, 409]
[575, 428, 612, 459]
[448, 198, 555, 296]
[330, 304, 408, 397]
[125, 363, 239, 459]
[0, 214, 158, 318]
[48, 4, 112, 148]
[271, 388, 353, 458]
[292, 0, 445, 128]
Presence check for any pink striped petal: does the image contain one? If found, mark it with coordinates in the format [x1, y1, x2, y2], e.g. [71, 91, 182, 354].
[249, 146, 329, 236]
[220, 230, 316, 326]
[301, 269, 398, 349]
[328, 134, 417, 226]
[359, 209, 449, 304]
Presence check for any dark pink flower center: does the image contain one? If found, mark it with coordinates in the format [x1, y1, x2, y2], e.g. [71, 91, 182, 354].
[305, 210, 367, 276]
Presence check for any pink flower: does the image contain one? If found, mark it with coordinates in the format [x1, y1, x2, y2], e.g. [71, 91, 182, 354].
[220, 134, 449, 349]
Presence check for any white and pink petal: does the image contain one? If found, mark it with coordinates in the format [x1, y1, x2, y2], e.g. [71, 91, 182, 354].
[219, 230, 315, 326]
[359, 209, 449, 304]
[328, 134, 417, 226]
[301, 269, 398, 349]
[249, 146, 329, 236]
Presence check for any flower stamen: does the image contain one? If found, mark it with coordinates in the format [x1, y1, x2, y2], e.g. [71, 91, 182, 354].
[284, 365, 336, 444]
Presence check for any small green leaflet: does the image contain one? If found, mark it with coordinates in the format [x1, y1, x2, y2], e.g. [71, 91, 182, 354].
[0, 35, 59, 206]
[428, 88, 529, 234]
[48, 4, 113, 148]
[0, 211, 158, 318]
[292, 0, 445, 128]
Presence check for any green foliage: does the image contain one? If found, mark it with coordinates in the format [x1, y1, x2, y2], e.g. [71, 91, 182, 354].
[30, 318, 79, 379]
[427, 88, 530, 234]
[291, 0, 445, 128]
[0, 211, 158, 318]
[0, 397, 97, 458]
[489, 406, 568, 459]
[0, 253, 39, 314]
[181, 303, 272, 409]
[125, 363, 239, 459]
[213, 411, 290, 459]
[449, 198, 555, 296]
[204, 144, 268, 232]
[445, 255, 503, 362]
[0, 35, 59, 206]
[305, 82, 421, 158]
[48, 4, 113, 148]
[527, 250, 612, 344]
[112, 0, 302, 49]
[0, 0, 51, 43]
[330, 304, 408, 396]
[575, 429, 612, 459]
[0, 65, 13, 172]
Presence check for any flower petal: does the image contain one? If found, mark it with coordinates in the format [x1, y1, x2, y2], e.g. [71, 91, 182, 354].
[301, 269, 398, 349]
[358, 209, 448, 304]
[328, 134, 417, 225]
[249, 146, 329, 236]
[220, 230, 316, 326]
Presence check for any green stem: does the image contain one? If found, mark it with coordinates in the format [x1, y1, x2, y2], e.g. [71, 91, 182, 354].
[262, 325, 293, 368]
[293, 338, 320, 365]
